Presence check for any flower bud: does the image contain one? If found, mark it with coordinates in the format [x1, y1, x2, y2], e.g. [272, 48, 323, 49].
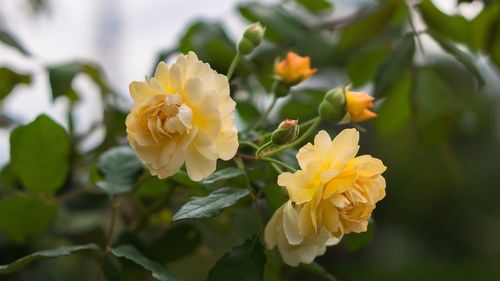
[272, 119, 300, 145]
[275, 52, 317, 86]
[238, 22, 265, 55]
[318, 87, 346, 121]
[243, 22, 265, 46]
[237, 38, 255, 55]
[345, 90, 377, 123]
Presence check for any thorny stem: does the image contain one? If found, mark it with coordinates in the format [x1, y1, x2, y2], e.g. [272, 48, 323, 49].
[227, 53, 241, 80]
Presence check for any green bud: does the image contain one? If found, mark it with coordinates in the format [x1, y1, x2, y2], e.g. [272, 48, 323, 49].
[271, 119, 300, 145]
[274, 81, 291, 98]
[318, 86, 346, 121]
[243, 22, 266, 47]
[237, 38, 255, 55]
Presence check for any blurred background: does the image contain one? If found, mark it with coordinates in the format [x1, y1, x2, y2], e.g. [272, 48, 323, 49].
[1, 0, 499, 280]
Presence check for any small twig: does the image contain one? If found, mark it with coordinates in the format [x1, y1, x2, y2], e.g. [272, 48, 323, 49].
[97, 196, 121, 281]
[58, 185, 95, 203]
[236, 152, 257, 160]
[406, 0, 425, 54]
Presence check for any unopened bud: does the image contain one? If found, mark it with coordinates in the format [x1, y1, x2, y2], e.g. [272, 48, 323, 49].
[244, 22, 265, 46]
[238, 38, 255, 55]
[271, 119, 299, 145]
[238, 22, 265, 55]
[318, 86, 346, 121]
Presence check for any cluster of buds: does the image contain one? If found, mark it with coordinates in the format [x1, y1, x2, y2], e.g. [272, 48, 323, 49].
[238, 22, 266, 55]
[319, 85, 377, 123]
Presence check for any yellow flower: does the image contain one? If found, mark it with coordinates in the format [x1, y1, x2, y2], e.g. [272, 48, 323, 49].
[126, 52, 239, 181]
[275, 52, 317, 85]
[277, 129, 386, 239]
[264, 201, 340, 266]
[345, 90, 377, 123]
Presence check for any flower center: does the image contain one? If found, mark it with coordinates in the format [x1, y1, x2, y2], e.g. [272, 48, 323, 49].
[143, 94, 193, 142]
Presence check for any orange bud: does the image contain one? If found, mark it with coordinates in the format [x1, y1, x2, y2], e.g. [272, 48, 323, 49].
[345, 90, 377, 122]
[275, 52, 317, 85]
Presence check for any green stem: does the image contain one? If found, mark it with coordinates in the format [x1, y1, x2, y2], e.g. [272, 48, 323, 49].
[255, 141, 273, 157]
[406, 1, 425, 54]
[251, 94, 278, 131]
[239, 140, 259, 150]
[261, 157, 296, 172]
[227, 53, 241, 81]
[262, 116, 321, 157]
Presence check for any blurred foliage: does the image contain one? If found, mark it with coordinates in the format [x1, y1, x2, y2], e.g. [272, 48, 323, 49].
[0, 0, 499, 280]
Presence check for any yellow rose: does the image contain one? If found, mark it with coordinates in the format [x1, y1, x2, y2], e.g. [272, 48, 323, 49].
[277, 129, 386, 239]
[126, 52, 239, 181]
[275, 52, 317, 85]
[345, 90, 377, 122]
[264, 201, 339, 266]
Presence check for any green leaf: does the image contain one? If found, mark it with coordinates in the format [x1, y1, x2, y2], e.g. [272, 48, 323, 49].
[97, 146, 144, 195]
[413, 67, 463, 147]
[237, 100, 261, 126]
[10, 115, 70, 194]
[47, 62, 111, 102]
[0, 164, 17, 193]
[295, 0, 332, 14]
[0, 67, 31, 101]
[239, 4, 334, 62]
[0, 244, 99, 274]
[201, 167, 244, 185]
[430, 31, 484, 87]
[172, 187, 250, 221]
[337, 2, 400, 50]
[135, 177, 171, 199]
[149, 224, 202, 263]
[344, 220, 375, 251]
[469, 2, 499, 50]
[207, 237, 266, 281]
[111, 245, 182, 281]
[239, 3, 306, 44]
[263, 184, 287, 212]
[0, 29, 29, 55]
[0, 194, 58, 243]
[418, 0, 470, 45]
[373, 34, 415, 98]
[346, 45, 389, 87]
[375, 72, 412, 136]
